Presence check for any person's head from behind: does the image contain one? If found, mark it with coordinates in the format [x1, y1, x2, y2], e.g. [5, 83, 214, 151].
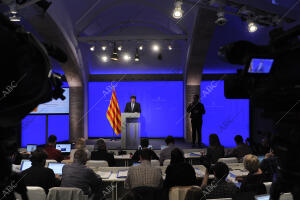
[212, 162, 229, 180]
[193, 95, 199, 103]
[234, 135, 244, 145]
[170, 148, 185, 165]
[139, 149, 152, 161]
[95, 139, 107, 152]
[165, 136, 175, 146]
[243, 154, 259, 174]
[48, 135, 57, 146]
[209, 134, 221, 147]
[184, 186, 205, 200]
[30, 149, 48, 167]
[74, 149, 88, 165]
[140, 138, 149, 149]
[130, 95, 136, 103]
[75, 137, 86, 150]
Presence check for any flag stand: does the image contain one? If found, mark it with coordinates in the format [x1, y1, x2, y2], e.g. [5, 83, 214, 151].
[111, 130, 116, 141]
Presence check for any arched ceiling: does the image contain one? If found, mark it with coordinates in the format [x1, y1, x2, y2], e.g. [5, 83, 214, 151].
[2, 0, 300, 75]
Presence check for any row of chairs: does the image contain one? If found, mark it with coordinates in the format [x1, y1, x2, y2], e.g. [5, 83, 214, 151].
[15, 187, 88, 200]
[16, 185, 293, 200]
[169, 185, 293, 200]
[76, 157, 238, 168]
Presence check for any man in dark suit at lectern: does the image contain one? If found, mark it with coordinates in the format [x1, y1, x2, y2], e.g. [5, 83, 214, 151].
[124, 95, 141, 113]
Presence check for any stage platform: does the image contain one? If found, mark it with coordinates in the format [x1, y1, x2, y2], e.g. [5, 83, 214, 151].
[86, 138, 207, 150]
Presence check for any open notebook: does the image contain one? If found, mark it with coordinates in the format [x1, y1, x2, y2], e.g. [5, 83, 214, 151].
[117, 170, 128, 178]
[97, 171, 112, 179]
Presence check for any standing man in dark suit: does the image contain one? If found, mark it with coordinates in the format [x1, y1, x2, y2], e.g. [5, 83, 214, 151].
[124, 95, 141, 113]
[187, 95, 205, 147]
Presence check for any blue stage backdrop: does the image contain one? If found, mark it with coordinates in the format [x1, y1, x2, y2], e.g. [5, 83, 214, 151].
[88, 81, 184, 137]
[200, 80, 249, 147]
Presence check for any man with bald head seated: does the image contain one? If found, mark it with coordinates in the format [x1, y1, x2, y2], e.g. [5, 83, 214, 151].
[61, 149, 102, 200]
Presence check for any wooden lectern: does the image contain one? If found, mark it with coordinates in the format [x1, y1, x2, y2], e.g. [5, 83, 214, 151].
[121, 113, 141, 149]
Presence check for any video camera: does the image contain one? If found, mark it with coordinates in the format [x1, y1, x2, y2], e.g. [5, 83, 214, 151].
[220, 25, 300, 199]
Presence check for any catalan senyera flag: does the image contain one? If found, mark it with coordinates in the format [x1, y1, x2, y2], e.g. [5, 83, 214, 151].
[106, 87, 121, 135]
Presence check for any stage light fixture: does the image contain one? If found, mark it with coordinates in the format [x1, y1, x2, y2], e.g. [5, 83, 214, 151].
[139, 45, 143, 51]
[152, 44, 160, 52]
[118, 46, 122, 51]
[173, 1, 183, 19]
[110, 43, 119, 61]
[168, 45, 173, 50]
[123, 53, 131, 62]
[134, 48, 140, 62]
[101, 55, 108, 62]
[90, 46, 95, 51]
[101, 46, 107, 51]
[215, 11, 227, 26]
[9, 15, 21, 22]
[248, 22, 258, 33]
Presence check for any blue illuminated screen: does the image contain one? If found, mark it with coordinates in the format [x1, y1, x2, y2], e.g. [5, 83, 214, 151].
[88, 81, 184, 137]
[201, 80, 249, 147]
[248, 58, 274, 73]
[22, 115, 69, 147]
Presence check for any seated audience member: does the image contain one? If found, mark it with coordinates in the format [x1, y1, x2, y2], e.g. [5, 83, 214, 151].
[125, 149, 163, 189]
[239, 154, 266, 195]
[159, 136, 177, 165]
[91, 139, 115, 166]
[185, 186, 206, 200]
[61, 149, 102, 200]
[227, 135, 251, 159]
[70, 137, 90, 162]
[164, 148, 196, 190]
[121, 186, 162, 200]
[206, 134, 225, 164]
[44, 135, 64, 162]
[132, 138, 159, 162]
[260, 149, 278, 182]
[201, 162, 239, 199]
[21, 149, 59, 193]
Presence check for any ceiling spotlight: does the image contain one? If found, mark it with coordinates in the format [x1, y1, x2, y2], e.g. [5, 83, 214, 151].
[168, 45, 173, 50]
[173, 1, 183, 19]
[215, 11, 227, 26]
[117, 46, 122, 51]
[110, 43, 118, 61]
[90, 46, 95, 51]
[123, 53, 131, 62]
[152, 44, 160, 52]
[139, 45, 143, 51]
[101, 46, 107, 51]
[134, 48, 140, 62]
[248, 22, 258, 33]
[101, 55, 108, 62]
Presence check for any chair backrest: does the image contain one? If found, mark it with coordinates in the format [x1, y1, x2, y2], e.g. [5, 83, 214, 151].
[163, 159, 171, 166]
[151, 160, 160, 167]
[263, 182, 272, 194]
[217, 157, 238, 164]
[86, 160, 109, 168]
[279, 193, 293, 200]
[15, 186, 46, 200]
[47, 187, 88, 200]
[45, 159, 57, 167]
[169, 186, 193, 200]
